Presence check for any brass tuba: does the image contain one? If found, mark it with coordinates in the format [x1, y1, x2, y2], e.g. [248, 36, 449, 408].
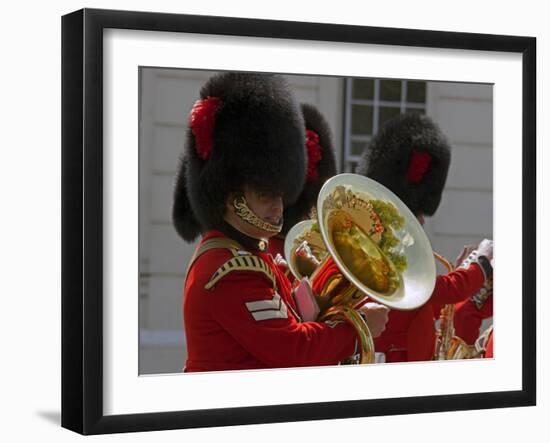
[285, 174, 437, 364]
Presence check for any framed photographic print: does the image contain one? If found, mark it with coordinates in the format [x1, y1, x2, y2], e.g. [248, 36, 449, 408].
[61, 8, 536, 435]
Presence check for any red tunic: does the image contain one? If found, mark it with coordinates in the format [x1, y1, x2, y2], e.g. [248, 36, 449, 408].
[267, 236, 295, 283]
[373, 265, 485, 362]
[268, 236, 285, 259]
[183, 231, 357, 372]
[453, 294, 493, 345]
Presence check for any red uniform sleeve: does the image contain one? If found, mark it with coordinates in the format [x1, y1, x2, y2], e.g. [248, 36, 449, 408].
[453, 294, 493, 344]
[430, 264, 485, 313]
[206, 271, 357, 368]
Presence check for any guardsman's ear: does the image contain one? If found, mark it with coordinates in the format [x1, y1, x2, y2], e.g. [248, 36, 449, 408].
[225, 192, 238, 213]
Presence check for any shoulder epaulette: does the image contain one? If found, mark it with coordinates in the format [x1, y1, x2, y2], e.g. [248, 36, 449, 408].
[205, 255, 275, 290]
[184, 237, 245, 287]
[185, 237, 240, 275]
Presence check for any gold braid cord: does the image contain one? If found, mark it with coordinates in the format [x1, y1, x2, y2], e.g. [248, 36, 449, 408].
[205, 255, 276, 290]
[233, 196, 282, 234]
[184, 238, 242, 286]
[433, 252, 453, 273]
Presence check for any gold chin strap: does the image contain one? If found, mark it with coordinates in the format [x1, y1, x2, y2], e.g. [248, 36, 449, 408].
[233, 195, 282, 234]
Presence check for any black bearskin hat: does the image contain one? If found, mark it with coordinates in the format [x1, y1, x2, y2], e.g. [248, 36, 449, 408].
[356, 113, 451, 217]
[281, 103, 337, 235]
[172, 72, 306, 242]
[172, 157, 201, 241]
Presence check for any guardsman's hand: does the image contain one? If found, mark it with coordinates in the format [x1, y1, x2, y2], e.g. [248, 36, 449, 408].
[359, 303, 389, 338]
[476, 239, 494, 263]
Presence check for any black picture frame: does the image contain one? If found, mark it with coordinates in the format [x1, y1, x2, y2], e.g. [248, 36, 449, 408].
[61, 8, 536, 435]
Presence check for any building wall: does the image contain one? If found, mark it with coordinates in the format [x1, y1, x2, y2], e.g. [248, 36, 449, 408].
[138, 69, 492, 374]
[424, 82, 493, 263]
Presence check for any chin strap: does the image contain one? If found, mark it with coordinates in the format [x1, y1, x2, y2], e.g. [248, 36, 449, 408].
[233, 195, 282, 235]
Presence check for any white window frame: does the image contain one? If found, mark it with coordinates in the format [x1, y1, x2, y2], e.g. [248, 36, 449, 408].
[343, 78, 427, 171]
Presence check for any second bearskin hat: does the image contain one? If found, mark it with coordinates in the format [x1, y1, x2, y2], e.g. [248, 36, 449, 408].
[356, 113, 451, 217]
[172, 72, 306, 242]
[281, 103, 337, 235]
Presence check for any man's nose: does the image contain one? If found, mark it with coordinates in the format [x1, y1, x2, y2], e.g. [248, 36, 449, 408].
[272, 196, 284, 214]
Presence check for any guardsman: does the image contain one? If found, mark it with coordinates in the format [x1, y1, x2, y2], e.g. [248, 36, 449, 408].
[172, 73, 388, 372]
[268, 103, 337, 263]
[453, 287, 493, 356]
[356, 113, 493, 362]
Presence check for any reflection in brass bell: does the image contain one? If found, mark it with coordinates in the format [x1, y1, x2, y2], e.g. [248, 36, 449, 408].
[317, 174, 436, 311]
[330, 210, 396, 295]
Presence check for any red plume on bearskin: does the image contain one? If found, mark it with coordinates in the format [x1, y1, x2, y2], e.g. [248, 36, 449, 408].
[407, 147, 432, 184]
[189, 96, 222, 160]
[305, 129, 323, 182]
[356, 113, 451, 217]
[173, 73, 306, 240]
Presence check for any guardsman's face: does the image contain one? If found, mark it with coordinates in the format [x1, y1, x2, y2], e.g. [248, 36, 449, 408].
[223, 185, 284, 239]
[416, 214, 425, 226]
[242, 186, 284, 227]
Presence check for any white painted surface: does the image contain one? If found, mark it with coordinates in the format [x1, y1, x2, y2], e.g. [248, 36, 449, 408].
[426, 82, 493, 261]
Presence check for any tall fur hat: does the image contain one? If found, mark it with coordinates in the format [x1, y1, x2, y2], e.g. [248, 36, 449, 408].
[281, 103, 337, 235]
[172, 72, 306, 242]
[356, 113, 451, 216]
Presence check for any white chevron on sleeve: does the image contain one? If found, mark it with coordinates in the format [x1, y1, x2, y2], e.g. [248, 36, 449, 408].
[245, 293, 288, 321]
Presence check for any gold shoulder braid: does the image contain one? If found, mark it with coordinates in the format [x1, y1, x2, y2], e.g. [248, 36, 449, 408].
[205, 255, 276, 290]
[184, 237, 242, 285]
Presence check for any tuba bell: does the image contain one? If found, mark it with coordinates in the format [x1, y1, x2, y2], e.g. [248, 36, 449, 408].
[285, 173, 437, 364]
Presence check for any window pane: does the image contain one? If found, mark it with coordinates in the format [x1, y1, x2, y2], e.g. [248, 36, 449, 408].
[344, 79, 428, 176]
[380, 80, 401, 102]
[351, 141, 367, 156]
[352, 79, 374, 100]
[379, 106, 401, 127]
[351, 105, 373, 135]
[407, 81, 426, 103]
